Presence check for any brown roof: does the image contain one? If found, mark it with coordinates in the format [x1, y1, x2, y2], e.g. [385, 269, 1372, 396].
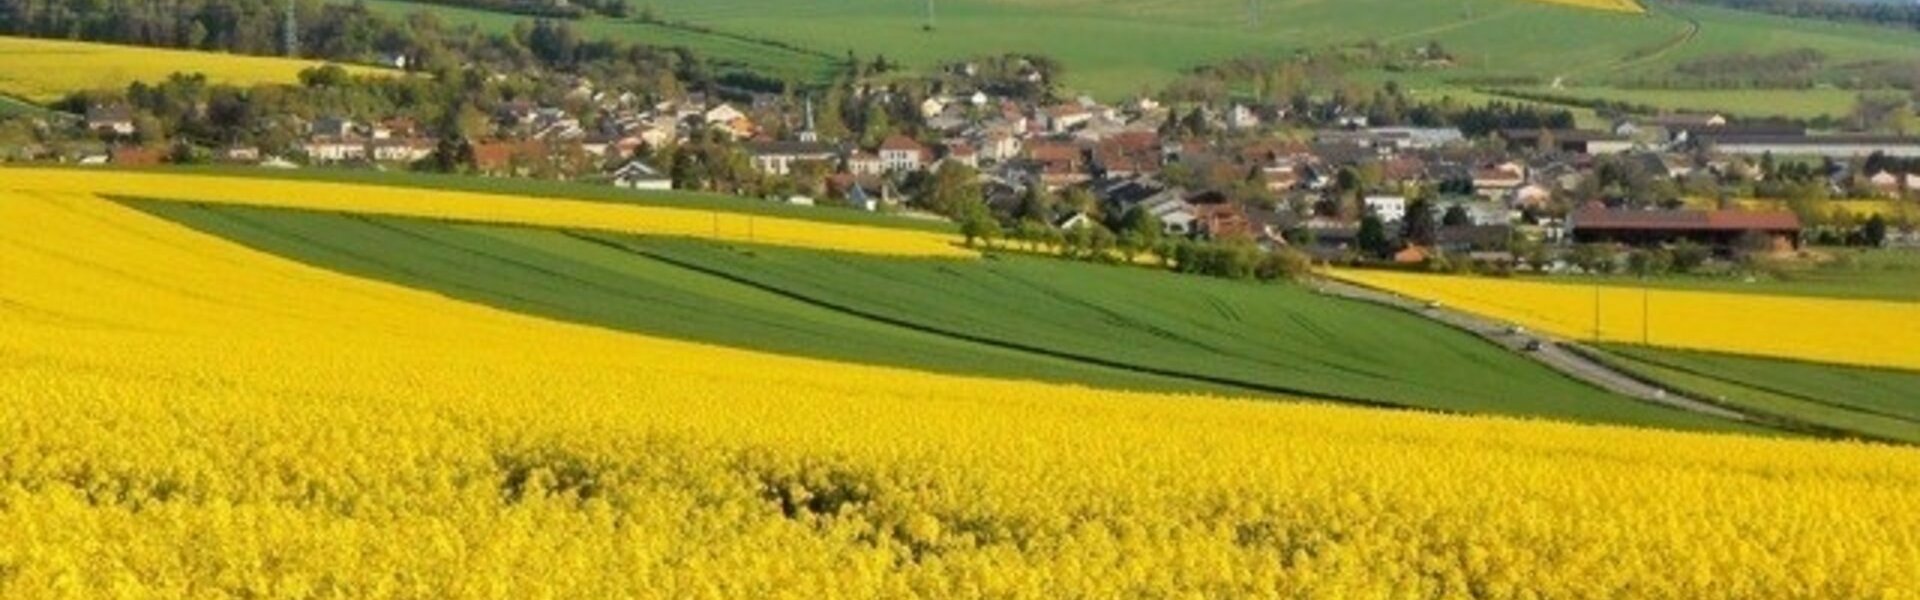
[1572, 208, 1801, 232]
[473, 140, 548, 170]
[1027, 142, 1083, 164]
[879, 135, 924, 152]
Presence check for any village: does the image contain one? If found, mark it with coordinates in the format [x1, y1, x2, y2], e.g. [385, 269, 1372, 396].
[31, 66, 1920, 278]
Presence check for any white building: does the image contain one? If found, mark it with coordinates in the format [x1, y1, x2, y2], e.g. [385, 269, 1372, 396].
[1364, 195, 1408, 223]
[611, 161, 672, 191]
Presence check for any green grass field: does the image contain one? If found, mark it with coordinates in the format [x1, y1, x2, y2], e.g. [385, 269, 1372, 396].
[1595, 345, 1920, 443]
[1491, 86, 1898, 121]
[126, 198, 1748, 432]
[347, 0, 1920, 117]
[1518, 249, 1920, 302]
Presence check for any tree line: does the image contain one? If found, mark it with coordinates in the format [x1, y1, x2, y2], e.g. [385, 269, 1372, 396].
[1684, 0, 1920, 32]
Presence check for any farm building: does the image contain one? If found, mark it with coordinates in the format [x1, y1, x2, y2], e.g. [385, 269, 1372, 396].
[1498, 129, 1635, 155]
[1694, 133, 1920, 158]
[1568, 207, 1802, 251]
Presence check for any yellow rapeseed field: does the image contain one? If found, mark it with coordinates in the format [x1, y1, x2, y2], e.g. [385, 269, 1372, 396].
[0, 36, 387, 103]
[1526, 0, 1645, 14]
[3, 185, 1919, 596]
[2, 167, 971, 258]
[1329, 268, 1920, 371]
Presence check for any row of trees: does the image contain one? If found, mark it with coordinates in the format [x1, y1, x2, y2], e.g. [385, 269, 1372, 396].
[1688, 0, 1920, 32]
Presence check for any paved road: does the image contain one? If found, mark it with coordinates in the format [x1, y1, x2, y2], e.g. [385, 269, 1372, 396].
[1312, 278, 1750, 422]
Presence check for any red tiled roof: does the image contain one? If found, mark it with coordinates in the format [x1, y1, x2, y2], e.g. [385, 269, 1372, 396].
[879, 135, 923, 152]
[1027, 142, 1083, 163]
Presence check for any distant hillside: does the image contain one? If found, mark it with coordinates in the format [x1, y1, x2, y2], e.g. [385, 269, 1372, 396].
[0, 35, 388, 103]
[345, 0, 1920, 120]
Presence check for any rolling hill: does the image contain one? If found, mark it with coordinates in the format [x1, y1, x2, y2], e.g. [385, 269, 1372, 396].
[121, 197, 1739, 430]
[346, 0, 1920, 119]
[0, 35, 389, 104]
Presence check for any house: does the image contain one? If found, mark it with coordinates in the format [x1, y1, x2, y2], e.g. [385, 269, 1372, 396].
[370, 138, 435, 163]
[310, 116, 357, 139]
[219, 145, 261, 163]
[302, 137, 367, 163]
[843, 181, 895, 212]
[1092, 131, 1163, 178]
[472, 140, 550, 176]
[976, 130, 1022, 163]
[108, 145, 163, 167]
[1194, 202, 1253, 239]
[879, 135, 928, 172]
[611, 160, 672, 190]
[941, 142, 979, 169]
[1868, 170, 1920, 196]
[85, 105, 136, 136]
[1133, 188, 1197, 236]
[703, 104, 755, 139]
[1363, 195, 1408, 223]
[1568, 207, 1802, 252]
[1435, 198, 1512, 226]
[745, 141, 836, 176]
[1512, 184, 1554, 209]
[703, 103, 746, 126]
[1471, 162, 1527, 198]
[919, 97, 947, 120]
[847, 151, 886, 176]
[1227, 104, 1262, 130]
[1027, 141, 1087, 189]
[1042, 104, 1092, 133]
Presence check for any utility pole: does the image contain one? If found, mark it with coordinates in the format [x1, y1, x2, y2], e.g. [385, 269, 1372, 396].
[924, 0, 935, 30]
[1642, 286, 1650, 346]
[283, 0, 298, 57]
[1593, 284, 1601, 343]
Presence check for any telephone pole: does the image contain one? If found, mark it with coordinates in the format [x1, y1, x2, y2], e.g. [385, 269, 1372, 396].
[924, 0, 936, 30]
[282, 0, 298, 57]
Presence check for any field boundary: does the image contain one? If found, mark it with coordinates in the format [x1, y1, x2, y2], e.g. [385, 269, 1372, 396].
[1312, 275, 1753, 422]
[1597, 345, 1920, 424]
[1577, 346, 1913, 444]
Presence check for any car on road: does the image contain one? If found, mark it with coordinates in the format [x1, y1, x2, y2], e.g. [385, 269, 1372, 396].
[1523, 339, 1546, 352]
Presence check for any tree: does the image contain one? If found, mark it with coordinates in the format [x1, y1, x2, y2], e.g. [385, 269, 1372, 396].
[956, 198, 1000, 248]
[1117, 207, 1163, 262]
[1014, 184, 1054, 222]
[1441, 204, 1472, 227]
[1570, 243, 1617, 274]
[1357, 214, 1391, 258]
[298, 64, 351, 88]
[1862, 214, 1889, 247]
[1627, 249, 1673, 277]
[1670, 240, 1710, 273]
[921, 160, 981, 217]
[1401, 198, 1437, 246]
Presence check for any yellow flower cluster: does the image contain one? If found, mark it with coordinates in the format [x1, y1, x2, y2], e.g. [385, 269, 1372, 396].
[3, 167, 971, 258]
[3, 191, 1918, 598]
[1330, 268, 1920, 371]
[1528, 0, 1645, 14]
[0, 36, 386, 103]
